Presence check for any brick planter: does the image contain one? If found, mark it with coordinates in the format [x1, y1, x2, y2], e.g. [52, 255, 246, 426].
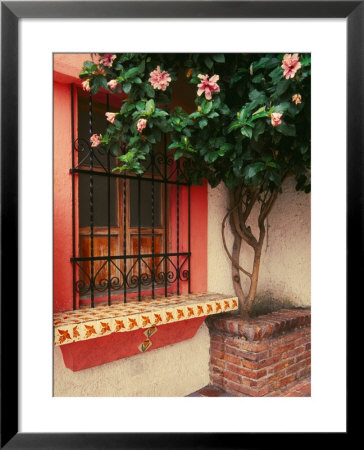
[206, 309, 311, 397]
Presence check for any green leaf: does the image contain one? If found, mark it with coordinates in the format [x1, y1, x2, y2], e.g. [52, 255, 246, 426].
[204, 151, 219, 163]
[110, 142, 120, 157]
[82, 61, 97, 71]
[253, 106, 266, 116]
[245, 162, 265, 179]
[228, 121, 242, 133]
[212, 54, 225, 63]
[90, 77, 101, 95]
[145, 99, 155, 114]
[123, 82, 132, 94]
[204, 56, 213, 69]
[269, 170, 282, 186]
[252, 74, 264, 84]
[269, 66, 283, 83]
[239, 107, 248, 122]
[252, 120, 266, 141]
[124, 67, 140, 79]
[275, 79, 290, 96]
[144, 83, 155, 98]
[249, 90, 266, 102]
[274, 102, 290, 114]
[300, 55, 311, 67]
[276, 122, 296, 136]
[241, 126, 253, 139]
[199, 118, 208, 129]
[202, 101, 213, 115]
[253, 57, 270, 71]
[174, 149, 184, 160]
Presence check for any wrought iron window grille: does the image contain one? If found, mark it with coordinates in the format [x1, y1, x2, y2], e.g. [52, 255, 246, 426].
[70, 87, 191, 309]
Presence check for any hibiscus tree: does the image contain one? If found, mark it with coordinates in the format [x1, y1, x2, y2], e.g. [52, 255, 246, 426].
[80, 52, 311, 317]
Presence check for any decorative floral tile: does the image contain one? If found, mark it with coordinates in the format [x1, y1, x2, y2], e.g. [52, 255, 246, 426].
[54, 293, 238, 346]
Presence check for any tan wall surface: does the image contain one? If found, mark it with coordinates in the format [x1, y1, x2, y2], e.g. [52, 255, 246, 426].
[54, 322, 210, 397]
[207, 176, 311, 307]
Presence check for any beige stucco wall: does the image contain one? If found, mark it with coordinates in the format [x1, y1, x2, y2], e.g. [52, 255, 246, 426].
[208, 176, 311, 307]
[54, 322, 210, 397]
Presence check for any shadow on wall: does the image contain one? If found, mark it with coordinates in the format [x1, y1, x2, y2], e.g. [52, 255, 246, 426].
[246, 291, 310, 318]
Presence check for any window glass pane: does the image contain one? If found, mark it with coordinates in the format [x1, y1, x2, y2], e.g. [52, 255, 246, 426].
[79, 173, 118, 227]
[129, 179, 162, 228]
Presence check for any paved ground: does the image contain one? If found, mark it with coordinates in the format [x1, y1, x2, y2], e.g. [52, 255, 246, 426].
[187, 378, 311, 397]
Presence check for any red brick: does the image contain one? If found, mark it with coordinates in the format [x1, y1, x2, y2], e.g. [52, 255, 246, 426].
[224, 353, 242, 366]
[240, 341, 270, 352]
[271, 358, 295, 373]
[210, 365, 224, 376]
[211, 342, 225, 352]
[225, 336, 246, 348]
[224, 370, 242, 384]
[210, 349, 224, 360]
[286, 360, 307, 375]
[275, 374, 296, 389]
[305, 343, 311, 351]
[296, 351, 311, 363]
[225, 344, 263, 361]
[248, 355, 281, 370]
[272, 342, 295, 356]
[237, 366, 267, 379]
[211, 334, 225, 344]
[210, 357, 225, 369]
[286, 346, 305, 358]
[265, 370, 286, 383]
[225, 380, 269, 397]
[210, 375, 223, 386]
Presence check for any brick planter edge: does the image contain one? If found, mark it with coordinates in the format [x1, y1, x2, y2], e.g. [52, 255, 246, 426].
[206, 309, 311, 397]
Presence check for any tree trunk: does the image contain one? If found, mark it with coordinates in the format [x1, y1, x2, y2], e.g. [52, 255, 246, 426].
[230, 223, 249, 318]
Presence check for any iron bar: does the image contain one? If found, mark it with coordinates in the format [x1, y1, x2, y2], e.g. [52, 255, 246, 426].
[106, 93, 111, 306]
[138, 175, 141, 301]
[123, 152, 127, 303]
[88, 93, 94, 307]
[70, 167, 189, 185]
[151, 148, 155, 299]
[188, 184, 191, 294]
[164, 134, 168, 297]
[71, 252, 190, 262]
[71, 84, 76, 310]
[176, 160, 180, 295]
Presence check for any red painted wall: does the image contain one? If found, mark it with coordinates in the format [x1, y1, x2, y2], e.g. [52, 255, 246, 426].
[53, 81, 74, 312]
[53, 54, 207, 312]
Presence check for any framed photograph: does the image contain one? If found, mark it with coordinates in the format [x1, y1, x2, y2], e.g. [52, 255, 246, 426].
[1, 1, 354, 447]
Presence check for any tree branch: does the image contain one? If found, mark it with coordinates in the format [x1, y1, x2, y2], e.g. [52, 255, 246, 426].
[221, 209, 253, 279]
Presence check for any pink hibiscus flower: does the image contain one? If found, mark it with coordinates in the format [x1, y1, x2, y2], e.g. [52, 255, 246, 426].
[148, 66, 171, 91]
[281, 54, 301, 79]
[292, 94, 302, 105]
[107, 79, 118, 90]
[137, 119, 147, 133]
[271, 112, 283, 127]
[197, 74, 220, 100]
[90, 134, 101, 147]
[99, 54, 117, 68]
[105, 112, 117, 124]
[82, 79, 90, 92]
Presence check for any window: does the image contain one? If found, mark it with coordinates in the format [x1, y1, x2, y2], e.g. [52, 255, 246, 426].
[70, 89, 191, 308]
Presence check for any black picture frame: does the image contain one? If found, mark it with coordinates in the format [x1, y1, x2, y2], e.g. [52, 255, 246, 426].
[1, 1, 354, 448]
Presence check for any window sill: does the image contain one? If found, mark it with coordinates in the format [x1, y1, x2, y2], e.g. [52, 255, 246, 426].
[54, 292, 238, 346]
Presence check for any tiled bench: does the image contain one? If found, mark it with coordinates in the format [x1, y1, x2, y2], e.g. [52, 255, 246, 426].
[54, 293, 238, 371]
